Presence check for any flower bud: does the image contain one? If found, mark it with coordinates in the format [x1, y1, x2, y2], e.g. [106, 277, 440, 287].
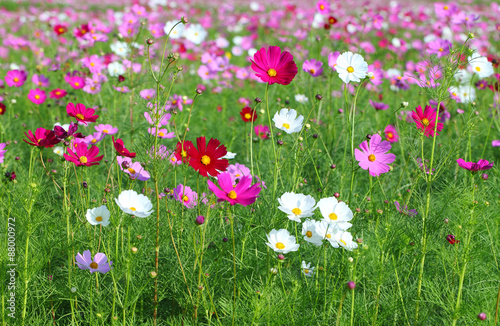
[315, 94, 323, 101]
[195, 215, 205, 225]
[146, 38, 154, 45]
[71, 287, 77, 293]
[278, 254, 285, 260]
[131, 247, 138, 254]
[347, 281, 356, 290]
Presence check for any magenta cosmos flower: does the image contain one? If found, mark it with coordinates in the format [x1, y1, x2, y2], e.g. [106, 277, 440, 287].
[27, 88, 46, 105]
[23, 128, 60, 148]
[173, 184, 198, 208]
[64, 142, 103, 167]
[75, 250, 112, 274]
[5, 70, 27, 87]
[67, 102, 99, 125]
[412, 105, 443, 137]
[250, 46, 298, 85]
[207, 172, 261, 206]
[302, 59, 323, 77]
[354, 133, 396, 177]
[384, 125, 399, 143]
[456, 158, 494, 172]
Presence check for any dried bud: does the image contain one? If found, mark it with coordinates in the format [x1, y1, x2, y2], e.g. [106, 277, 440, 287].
[254, 97, 262, 103]
[315, 94, 323, 101]
[146, 38, 154, 45]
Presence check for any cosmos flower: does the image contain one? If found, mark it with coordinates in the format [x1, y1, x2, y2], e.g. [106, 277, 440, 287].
[188, 137, 229, 177]
[23, 128, 60, 148]
[75, 250, 112, 274]
[0, 143, 6, 164]
[116, 156, 150, 181]
[173, 184, 198, 208]
[0, 103, 5, 115]
[240, 107, 258, 122]
[64, 143, 103, 167]
[328, 51, 341, 71]
[301, 219, 323, 246]
[446, 234, 459, 245]
[67, 103, 99, 126]
[317, 197, 353, 230]
[49, 88, 67, 99]
[336, 52, 368, 84]
[254, 125, 270, 139]
[412, 105, 443, 137]
[265, 229, 300, 254]
[394, 201, 418, 217]
[272, 108, 304, 134]
[112, 136, 136, 158]
[54, 121, 79, 140]
[115, 190, 154, 218]
[86, 205, 111, 226]
[314, 220, 340, 248]
[277, 192, 316, 222]
[456, 158, 494, 172]
[302, 59, 323, 77]
[354, 133, 396, 177]
[207, 172, 261, 206]
[163, 20, 186, 39]
[174, 140, 195, 164]
[226, 163, 251, 184]
[27, 88, 46, 105]
[184, 24, 207, 45]
[316, 0, 330, 14]
[4, 70, 27, 87]
[301, 261, 315, 277]
[251, 46, 298, 85]
[95, 124, 118, 136]
[384, 125, 399, 143]
[334, 231, 358, 251]
[369, 99, 389, 110]
[427, 39, 452, 58]
[469, 53, 494, 79]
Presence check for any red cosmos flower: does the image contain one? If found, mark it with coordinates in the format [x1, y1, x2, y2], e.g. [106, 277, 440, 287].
[112, 136, 136, 158]
[411, 105, 443, 137]
[240, 107, 258, 122]
[188, 137, 229, 177]
[67, 103, 99, 125]
[250, 46, 298, 85]
[328, 16, 338, 25]
[174, 140, 194, 163]
[50, 88, 67, 99]
[54, 24, 67, 35]
[74, 24, 90, 38]
[0, 102, 5, 115]
[446, 234, 459, 245]
[64, 143, 103, 167]
[23, 128, 60, 148]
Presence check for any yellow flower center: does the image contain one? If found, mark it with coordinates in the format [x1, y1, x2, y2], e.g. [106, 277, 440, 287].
[103, 129, 109, 133]
[130, 207, 136, 211]
[181, 150, 187, 157]
[95, 216, 103, 222]
[89, 262, 98, 269]
[267, 68, 277, 77]
[201, 155, 211, 165]
[475, 66, 481, 72]
[422, 118, 429, 126]
[292, 207, 302, 215]
[76, 113, 85, 120]
[306, 231, 313, 238]
[347, 66, 354, 73]
[74, 82, 80, 86]
[128, 168, 136, 174]
[439, 48, 444, 52]
[158, 132, 165, 137]
[387, 132, 393, 139]
[340, 239, 347, 246]
[304, 269, 309, 273]
[319, 4, 324, 9]
[368, 154, 376, 162]
[310, 68, 315, 74]
[283, 123, 290, 129]
[443, 5, 449, 10]
[13, 78, 19, 82]
[35, 95, 40, 99]
[90, 62, 95, 67]
[182, 195, 189, 202]
[244, 113, 252, 119]
[91, 139, 97, 143]
[228, 190, 237, 199]
[172, 100, 177, 105]
[329, 212, 338, 220]
[275, 242, 285, 249]
[326, 234, 332, 239]
[79, 156, 88, 164]
[452, 92, 457, 96]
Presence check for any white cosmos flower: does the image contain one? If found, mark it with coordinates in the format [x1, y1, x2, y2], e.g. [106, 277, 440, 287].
[86, 205, 111, 226]
[468, 53, 494, 79]
[295, 94, 309, 104]
[110, 41, 130, 58]
[222, 151, 236, 159]
[265, 229, 300, 254]
[163, 20, 185, 39]
[272, 108, 304, 134]
[184, 24, 207, 45]
[336, 51, 368, 84]
[53, 146, 64, 156]
[108, 62, 125, 77]
[115, 190, 154, 218]
[278, 192, 316, 222]
[317, 197, 353, 230]
[301, 219, 323, 246]
[450, 85, 476, 103]
[454, 69, 472, 85]
[315, 220, 341, 248]
[301, 261, 315, 277]
[334, 231, 358, 251]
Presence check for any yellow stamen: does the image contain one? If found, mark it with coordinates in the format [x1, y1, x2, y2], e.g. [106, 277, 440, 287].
[76, 113, 85, 120]
[275, 242, 285, 249]
[103, 129, 109, 133]
[387, 132, 393, 139]
[340, 239, 347, 246]
[79, 156, 88, 164]
[292, 208, 302, 215]
[130, 207, 136, 211]
[95, 216, 103, 222]
[267, 68, 277, 77]
[329, 212, 338, 220]
[310, 69, 315, 74]
[304, 269, 309, 273]
[182, 195, 189, 202]
[228, 190, 237, 199]
[244, 113, 252, 119]
[475, 66, 481, 72]
[201, 155, 211, 165]
[282, 123, 290, 129]
[128, 168, 136, 174]
[89, 262, 98, 269]
[306, 231, 313, 238]
[422, 118, 429, 126]
[347, 66, 354, 73]
[368, 154, 376, 162]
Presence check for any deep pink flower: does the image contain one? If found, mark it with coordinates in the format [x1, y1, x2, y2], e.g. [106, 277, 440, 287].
[207, 172, 261, 206]
[456, 158, 494, 172]
[50, 88, 67, 99]
[67, 102, 99, 125]
[254, 125, 270, 139]
[64, 142, 103, 167]
[412, 105, 443, 137]
[384, 125, 399, 143]
[251, 46, 298, 85]
[5, 70, 27, 87]
[354, 133, 396, 177]
[316, 0, 330, 14]
[23, 128, 60, 148]
[27, 88, 46, 105]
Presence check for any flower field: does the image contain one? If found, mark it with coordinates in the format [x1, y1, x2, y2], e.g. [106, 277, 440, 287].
[1, 0, 500, 325]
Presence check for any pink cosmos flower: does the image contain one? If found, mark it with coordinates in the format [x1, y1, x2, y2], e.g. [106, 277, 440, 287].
[384, 125, 399, 143]
[83, 132, 104, 146]
[27, 88, 47, 105]
[5, 70, 27, 87]
[50, 88, 67, 99]
[316, 0, 330, 14]
[95, 124, 118, 135]
[456, 158, 494, 172]
[227, 163, 251, 184]
[139, 89, 156, 100]
[64, 143, 103, 167]
[427, 39, 452, 58]
[434, 3, 457, 18]
[0, 143, 6, 164]
[369, 99, 388, 110]
[31, 74, 50, 87]
[302, 59, 323, 77]
[148, 127, 175, 139]
[65, 72, 86, 90]
[492, 140, 500, 147]
[250, 46, 298, 85]
[75, 250, 112, 274]
[354, 133, 396, 177]
[67, 103, 99, 126]
[144, 111, 171, 127]
[254, 125, 270, 139]
[173, 184, 198, 208]
[207, 172, 261, 206]
[328, 52, 341, 71]
[412, 105, 443, 137]
[394, 201, 418, 217]
[117, 156, 151, 181]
